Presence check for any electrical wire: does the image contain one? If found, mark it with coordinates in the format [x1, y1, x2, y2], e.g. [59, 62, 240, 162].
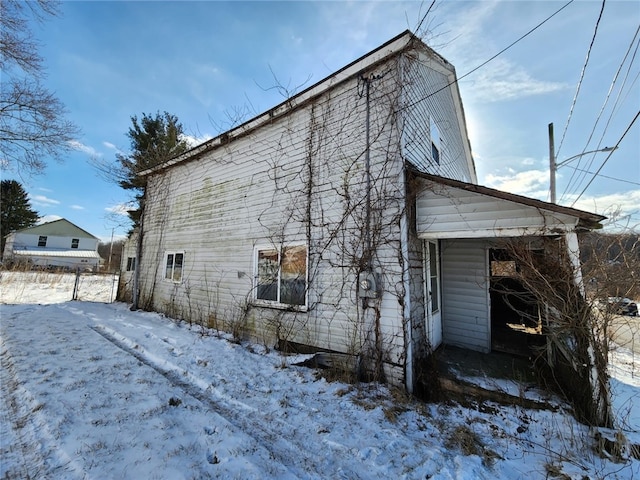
[561, 24, 640, 201]
[571, 109, 640, 206]
[403, 0, 574, 111]
[555, 0, 607, 160]
[563, 164, 640, 187]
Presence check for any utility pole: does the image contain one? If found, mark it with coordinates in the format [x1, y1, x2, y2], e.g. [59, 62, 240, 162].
[548, 121, 617, 205]
[549, 123, 556, 204]
[107, 228, 114, 272]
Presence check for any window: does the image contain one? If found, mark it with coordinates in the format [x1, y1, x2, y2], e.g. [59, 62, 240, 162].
[428, 241, 439, 313]
[430, 118, 441, 165]
[71, 238, 79, 249]
[256, 244, 307, 307]
[164, 252, 184, 282]
[490, 249, 518, 277]
[431, 141, 440, 165]
[38, 236, 47, 247]
[126, 257, 136, 272]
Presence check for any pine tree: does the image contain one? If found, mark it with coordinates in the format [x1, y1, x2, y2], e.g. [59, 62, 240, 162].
[116, 112, 188, 228]
[1, 180, 40, 254]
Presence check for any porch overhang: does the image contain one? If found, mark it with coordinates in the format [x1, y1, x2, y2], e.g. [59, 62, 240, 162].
[412, 171, 605, 240]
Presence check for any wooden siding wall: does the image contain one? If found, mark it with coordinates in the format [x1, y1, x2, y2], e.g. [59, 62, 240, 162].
[440, 239, 490, 352]
[137, 59, 409, 372]
[400, 52, 473, 183]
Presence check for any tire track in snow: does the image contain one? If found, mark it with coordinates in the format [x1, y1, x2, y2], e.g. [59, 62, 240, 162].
[90, 324, 363, 479]
[0, 329, 85, 480]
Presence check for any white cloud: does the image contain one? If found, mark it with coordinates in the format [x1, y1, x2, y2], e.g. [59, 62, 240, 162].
[438, 2, 567, 103]
[69, 140, 100, 157]
[37, 214, 62, 224]
[105, 203, 134, 216]
[181, 134, 213, 149]
[70, 205, 85, 210]
[30, 194, 61, 207]
[469, 60, 567, 103]
[103, 141, 125, 156]
[483, 169, 549, 199]
[483, 169, 640, 231]
[565, 190, 640, 230]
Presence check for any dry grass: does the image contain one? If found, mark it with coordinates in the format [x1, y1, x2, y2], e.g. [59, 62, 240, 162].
[445, 425, 502, 466]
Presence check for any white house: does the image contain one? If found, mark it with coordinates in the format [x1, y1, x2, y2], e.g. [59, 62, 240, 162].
[3, 218, 101, 270]
[119, 31, 604, 393]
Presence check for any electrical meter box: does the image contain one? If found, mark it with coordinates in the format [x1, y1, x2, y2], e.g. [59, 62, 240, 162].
[358, 271, 380, 298]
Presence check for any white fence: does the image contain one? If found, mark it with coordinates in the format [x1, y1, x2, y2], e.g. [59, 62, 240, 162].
[0, 271, 119, 305]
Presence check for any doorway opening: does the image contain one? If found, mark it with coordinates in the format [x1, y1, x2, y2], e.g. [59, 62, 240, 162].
[489, 249, 544, 355]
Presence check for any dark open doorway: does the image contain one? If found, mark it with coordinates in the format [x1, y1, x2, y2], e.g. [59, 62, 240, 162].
[489, 249, 544, 355]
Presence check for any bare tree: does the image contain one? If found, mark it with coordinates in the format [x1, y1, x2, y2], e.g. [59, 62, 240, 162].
[0, 0, 79, 176]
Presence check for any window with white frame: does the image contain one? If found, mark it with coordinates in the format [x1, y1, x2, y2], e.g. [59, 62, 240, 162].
[71, 238, 79, 249]
[164, 252, 184, 282]
[256, 244, 307, 307]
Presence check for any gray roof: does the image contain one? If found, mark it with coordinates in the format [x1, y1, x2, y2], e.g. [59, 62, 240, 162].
[15, 218, 98, 239]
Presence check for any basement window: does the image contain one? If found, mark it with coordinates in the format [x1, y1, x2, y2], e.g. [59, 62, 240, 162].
[38, 236, 47, 247]
[164, 252, 184, 282]
[255, 244, 307, 307]
[71, 238, 79, 249]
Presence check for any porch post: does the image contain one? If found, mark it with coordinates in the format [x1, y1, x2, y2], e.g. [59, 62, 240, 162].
[565, 232, 584, 295]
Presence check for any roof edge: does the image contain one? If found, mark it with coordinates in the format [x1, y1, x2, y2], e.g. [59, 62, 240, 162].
[409, 167, 606, 229]
[140, 30, 451, 177]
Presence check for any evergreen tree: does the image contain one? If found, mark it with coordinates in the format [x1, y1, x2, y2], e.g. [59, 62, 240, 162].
[1, 180, 40, 254]
[116, 111, 188, 228]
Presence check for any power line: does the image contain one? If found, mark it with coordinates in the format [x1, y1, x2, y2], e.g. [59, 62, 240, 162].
[555, 0, 607, 159]
[561, 24, 640, 201]
[404, 0, 574, 111]
[563, 164, 640, 187]
[571, 109, 640, 206]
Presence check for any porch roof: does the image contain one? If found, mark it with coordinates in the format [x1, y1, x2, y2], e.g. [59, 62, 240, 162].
[412, 170, 605, 239]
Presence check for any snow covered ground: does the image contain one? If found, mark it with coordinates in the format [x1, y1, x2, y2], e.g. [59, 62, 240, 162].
[1, 271, 639, 479]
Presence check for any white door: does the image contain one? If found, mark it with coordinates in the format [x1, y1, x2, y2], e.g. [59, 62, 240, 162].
[424, 240, 442, 349]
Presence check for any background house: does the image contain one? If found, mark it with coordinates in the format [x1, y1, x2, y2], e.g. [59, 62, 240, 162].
[119, 31, 603, 394]
[3, 218, 101, 271]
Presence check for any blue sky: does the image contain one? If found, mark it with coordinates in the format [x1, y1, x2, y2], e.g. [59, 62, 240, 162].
[14, 0, 640, 241]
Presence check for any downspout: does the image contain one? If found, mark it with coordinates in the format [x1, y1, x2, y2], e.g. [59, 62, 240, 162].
[364, 76, 372, 265]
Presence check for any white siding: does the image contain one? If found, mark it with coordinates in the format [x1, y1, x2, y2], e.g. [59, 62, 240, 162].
[11, 233, 96, 251]
[416, 181, 580, 239]
[440, 239, 490, 352]
[138, 59, 408, 368]
[400, 51, 475, 183]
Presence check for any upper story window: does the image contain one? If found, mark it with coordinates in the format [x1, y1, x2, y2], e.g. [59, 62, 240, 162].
[38, 236, 47, 247]
[165, 252, 184, 282]
[71, 238, 79, 249]
[430, 118, 441, 166]
[431, 141, 440, 165]
[255, 244, 307, 307]
[126, 257, 136, 272]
